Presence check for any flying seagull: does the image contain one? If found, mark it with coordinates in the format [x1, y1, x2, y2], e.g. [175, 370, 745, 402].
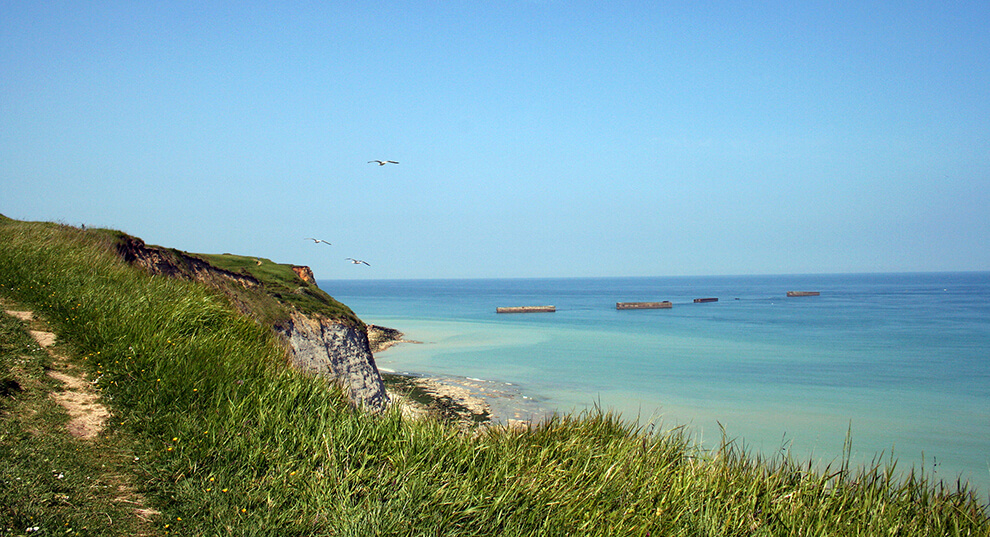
[304, 238, 332, 245]
[346, 258, 371, 266]
[368, 160, 399, 166]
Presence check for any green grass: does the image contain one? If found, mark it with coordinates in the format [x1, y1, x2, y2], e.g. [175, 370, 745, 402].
[1, 215, 988, 536]
[192, 252, 362, 328]
[0, 303, 151, 535]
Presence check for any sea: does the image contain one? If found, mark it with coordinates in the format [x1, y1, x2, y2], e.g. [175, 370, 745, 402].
[320, 272, 990, 495]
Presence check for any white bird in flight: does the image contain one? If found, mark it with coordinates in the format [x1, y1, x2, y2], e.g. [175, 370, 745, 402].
[346, 258, 371, 266]
[304, 238, 332, 245]
[368, 160, 399, 166]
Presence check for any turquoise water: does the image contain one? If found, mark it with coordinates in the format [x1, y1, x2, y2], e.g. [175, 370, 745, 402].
[322, 273, 990, 494]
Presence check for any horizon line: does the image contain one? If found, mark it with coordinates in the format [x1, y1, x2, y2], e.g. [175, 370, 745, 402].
[313, 270, 990, 282]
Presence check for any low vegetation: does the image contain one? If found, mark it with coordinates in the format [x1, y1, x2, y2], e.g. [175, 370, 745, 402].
[1, 215, 987, 536]
[193, 251, 362, 328]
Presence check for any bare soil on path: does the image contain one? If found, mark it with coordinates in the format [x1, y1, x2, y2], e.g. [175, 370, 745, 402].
[4, 309, 110, 440]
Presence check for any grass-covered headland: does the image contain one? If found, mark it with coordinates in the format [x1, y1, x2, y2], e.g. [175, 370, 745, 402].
[1, 216, 987, 536]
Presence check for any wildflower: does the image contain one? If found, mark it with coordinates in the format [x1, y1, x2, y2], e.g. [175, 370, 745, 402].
[241, 508, 247, 513]
[222, 488, 228, 493]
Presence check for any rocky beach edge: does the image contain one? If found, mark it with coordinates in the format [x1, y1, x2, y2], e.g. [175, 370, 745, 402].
[366, 325, 551, 428]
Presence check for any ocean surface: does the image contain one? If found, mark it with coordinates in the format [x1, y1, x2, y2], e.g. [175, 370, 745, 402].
[320, 273, 990, 494]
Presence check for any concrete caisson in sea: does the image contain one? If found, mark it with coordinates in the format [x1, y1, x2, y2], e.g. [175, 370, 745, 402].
[496, 306, 556, 313]
[616, 301, 673, 310]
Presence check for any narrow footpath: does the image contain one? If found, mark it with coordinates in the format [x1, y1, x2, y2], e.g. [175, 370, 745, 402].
[1, 303, 160, 535]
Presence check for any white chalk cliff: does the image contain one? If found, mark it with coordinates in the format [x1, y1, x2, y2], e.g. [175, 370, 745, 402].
[278, 312, 389, 411]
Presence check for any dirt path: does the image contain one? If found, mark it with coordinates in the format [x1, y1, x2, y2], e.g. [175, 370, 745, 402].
[3, 306, 162, 532]
[5, 309, 111, 440]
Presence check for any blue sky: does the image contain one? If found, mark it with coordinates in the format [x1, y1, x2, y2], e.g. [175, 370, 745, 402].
[2, 1, 988, 279]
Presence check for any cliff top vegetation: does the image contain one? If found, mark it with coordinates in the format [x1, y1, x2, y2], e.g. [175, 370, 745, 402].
[80, 220, 363, 329]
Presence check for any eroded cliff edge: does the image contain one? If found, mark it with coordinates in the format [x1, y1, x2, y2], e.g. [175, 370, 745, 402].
[276, 312, 388, 410]
[115, 235, 389, 411]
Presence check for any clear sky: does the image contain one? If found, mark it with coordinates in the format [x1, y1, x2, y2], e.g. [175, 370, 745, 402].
[2, 1, 988, 279]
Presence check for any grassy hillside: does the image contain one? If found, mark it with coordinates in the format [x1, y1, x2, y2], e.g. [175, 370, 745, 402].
[112, 233, 362, 329]
[1, 216, 987, 536]
[196, 251, 363, 328]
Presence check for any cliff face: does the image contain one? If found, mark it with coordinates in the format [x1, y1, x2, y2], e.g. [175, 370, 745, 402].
[292, 266, 316, 284]
[115, 235, 389, 411]
[278, 313, 389, 410]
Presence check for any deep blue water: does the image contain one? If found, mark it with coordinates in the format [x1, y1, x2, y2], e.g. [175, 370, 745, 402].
[321, 273, 990, 493]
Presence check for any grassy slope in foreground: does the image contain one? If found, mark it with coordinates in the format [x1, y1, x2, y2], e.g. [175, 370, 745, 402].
[1, 215, 987, 536]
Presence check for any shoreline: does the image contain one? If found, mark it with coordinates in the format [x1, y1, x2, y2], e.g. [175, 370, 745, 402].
[382, 371, 552, 428]
[368, 325, 550, 427]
